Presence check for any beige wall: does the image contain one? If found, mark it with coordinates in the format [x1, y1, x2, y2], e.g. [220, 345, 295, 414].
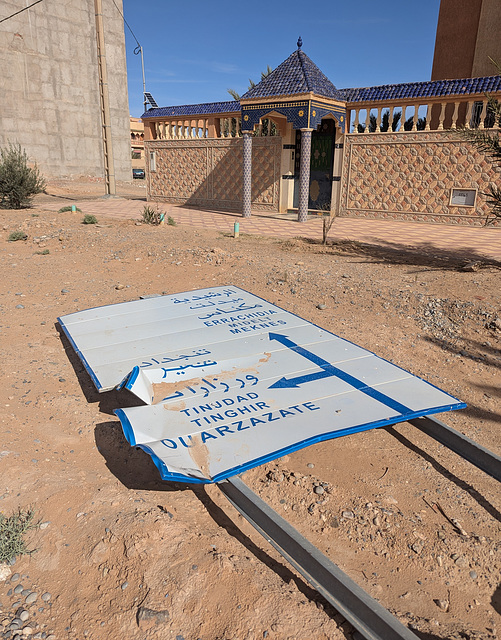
[340, 131, 498, 225]
[145, 137, 282, 212]
[0, 0, 131, 180]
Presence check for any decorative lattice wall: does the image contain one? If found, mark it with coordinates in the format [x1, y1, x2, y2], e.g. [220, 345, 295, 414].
[146, 137, 281, 212]
[340, 132, 499, 225]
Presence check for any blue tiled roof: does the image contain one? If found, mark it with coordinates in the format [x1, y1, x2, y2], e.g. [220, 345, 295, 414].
[142, 100, 240, 119]
[241, 49, 344, 101]
[141, 75, 501, 119]
[341, 75, 501, 103]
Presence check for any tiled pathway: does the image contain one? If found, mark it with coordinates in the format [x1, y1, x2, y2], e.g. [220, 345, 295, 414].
[39, 197, 501, 262]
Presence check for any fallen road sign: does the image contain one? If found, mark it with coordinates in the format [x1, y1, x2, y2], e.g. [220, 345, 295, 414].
[58, 286, 465, 483]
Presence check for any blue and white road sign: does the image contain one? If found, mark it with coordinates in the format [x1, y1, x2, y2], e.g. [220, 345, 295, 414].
[58, 286, 465, 484]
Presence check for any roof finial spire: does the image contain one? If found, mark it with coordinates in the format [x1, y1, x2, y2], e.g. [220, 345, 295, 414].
[297, 36, 302, 50]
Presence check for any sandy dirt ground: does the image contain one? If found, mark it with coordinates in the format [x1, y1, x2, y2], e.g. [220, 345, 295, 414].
[0, 179, 500, 640]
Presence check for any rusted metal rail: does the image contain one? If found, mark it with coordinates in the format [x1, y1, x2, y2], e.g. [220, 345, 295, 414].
[218, 417, 501, 640]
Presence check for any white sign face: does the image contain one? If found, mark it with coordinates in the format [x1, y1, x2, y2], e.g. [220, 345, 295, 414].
[59, 287, 465, 484]
[450, 188, 476, 207]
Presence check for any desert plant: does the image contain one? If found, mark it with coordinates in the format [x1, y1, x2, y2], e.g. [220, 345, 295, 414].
[8, 230, 28, 242]
[0, 507, 37, 563]
[454, 60, 501, 225]
[0, 143, 46, 209]
[142, 204, 164, 225]
[321, 204, 337, 245]
[82, 214, 98, 225]
[167, 216, 176, 226]
[35, 249, 50, 255]
[58, 205, 82, 213]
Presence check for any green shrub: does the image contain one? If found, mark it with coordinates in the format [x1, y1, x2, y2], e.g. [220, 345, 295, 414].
[167, 216, 176, 226]
[0, 143, 46, 209]
[35, 249, 50, 255]
[82, 214, 98, 225]
[142, 205, 164, 225]
[58, 205, 82, 213]
[8, 230, 28, 242]
[0, 508, 37, 563]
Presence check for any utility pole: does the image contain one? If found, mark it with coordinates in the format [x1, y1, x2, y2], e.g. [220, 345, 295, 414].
[94, 0, 116, 196]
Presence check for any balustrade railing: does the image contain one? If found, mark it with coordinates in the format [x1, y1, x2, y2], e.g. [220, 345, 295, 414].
[348, 96, 499, 134]
[148, 116, 280, 140]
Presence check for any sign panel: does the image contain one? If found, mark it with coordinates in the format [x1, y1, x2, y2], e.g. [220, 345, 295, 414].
[59, 287, 465, 484]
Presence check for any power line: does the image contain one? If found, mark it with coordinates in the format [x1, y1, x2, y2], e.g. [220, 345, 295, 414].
[111, 0, 141, 51]
[0, 0, 44, 25]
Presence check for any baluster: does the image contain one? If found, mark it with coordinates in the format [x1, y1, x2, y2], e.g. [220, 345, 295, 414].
[353, 109, 360, 133]
[366, 109, 372, 133]
[424, 105, 431, 131]
[400, 105, 406, 132]
[465, 102, 473, 129]
[376, 107, 382, 132]
[257, 120, 263, 136]
[478, 101, 487, 129]
[412, 105, 419, 131]
[451, 102, 460, 129]
[387, 106, 394, 132]
[437, 103, 446, 130]
[204, 119, 208, 138]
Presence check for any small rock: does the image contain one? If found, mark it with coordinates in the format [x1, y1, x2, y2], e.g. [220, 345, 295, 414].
[342, 510, 354, 519]
[61, 289, 69, 294]
[19, 611, 29, 622]
[16, 304, 25, 309]
[115, 284, 125, 290]
[469, 570, 478, 579]
[317, 303, 327, 310]
[411, 541, 424, 554]
[434, 599, 449, 611]
[39, 522, 50, 530]
[0, 564, 11, 581]
[121, 582, 128, 590]
[40, 593, 51, 603]
[14, 585, 24, 595]
[306, 463, 314, 469]
[461, 261, 481, 272]
[25, 593, 38, 605]
[137, 606, 170, 628]
[454, 556, 467, 568]
[313, 486, 325, 495]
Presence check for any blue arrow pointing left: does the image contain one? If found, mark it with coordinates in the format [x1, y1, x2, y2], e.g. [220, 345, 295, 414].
[268, 333, 410, 414]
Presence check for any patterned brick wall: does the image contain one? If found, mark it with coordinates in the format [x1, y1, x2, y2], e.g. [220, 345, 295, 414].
[145, 137, 281, 212]
[341, 131, 499, 225]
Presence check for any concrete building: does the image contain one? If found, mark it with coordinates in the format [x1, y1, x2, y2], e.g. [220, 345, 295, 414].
[432, 0, 501, 80]
[130, 117, 145, 172]
[0, 0, 131, 181]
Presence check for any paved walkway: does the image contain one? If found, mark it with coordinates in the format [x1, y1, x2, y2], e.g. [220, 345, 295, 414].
[39, 197, 501, 263]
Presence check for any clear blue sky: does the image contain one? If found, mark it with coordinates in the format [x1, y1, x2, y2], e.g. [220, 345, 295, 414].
[122, 0, 441, 117]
